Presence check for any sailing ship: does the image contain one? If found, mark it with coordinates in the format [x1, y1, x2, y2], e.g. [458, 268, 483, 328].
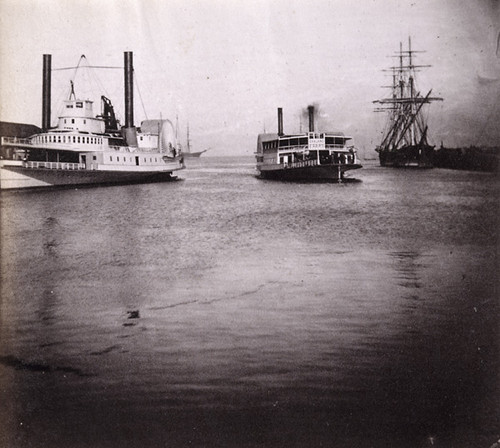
[373, 38, 443, 168]
[181, 123, 209, 158]
[255, 106, 361, 181]
[0, 52, 184, 190]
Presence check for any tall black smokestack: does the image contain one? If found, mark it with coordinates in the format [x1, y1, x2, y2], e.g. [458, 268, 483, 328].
[124, 51, 134, 128]
[123, 51, 138, 147]
[42, 54, 51, 131]
[308, 105, 314, 132]
[277, 107, 283, 136]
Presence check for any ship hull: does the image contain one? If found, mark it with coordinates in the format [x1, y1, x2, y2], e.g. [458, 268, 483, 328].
[183, 151, 206, 158]
[257, 163, 362, 181]
[0, 160, 180, 190]
[377, 145, 434, 168]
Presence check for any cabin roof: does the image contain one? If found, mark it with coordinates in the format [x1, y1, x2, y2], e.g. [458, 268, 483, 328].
[0, 121, 41, 138]
[257, 131, 351, 141]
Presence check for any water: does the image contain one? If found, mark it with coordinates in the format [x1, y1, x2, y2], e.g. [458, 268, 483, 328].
[0, 157, 498, 448]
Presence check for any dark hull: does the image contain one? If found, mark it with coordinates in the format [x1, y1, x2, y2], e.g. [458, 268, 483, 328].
[0, 164, 178, 190]
[377, 145, 434, 168]
[258, 163, 362, 181]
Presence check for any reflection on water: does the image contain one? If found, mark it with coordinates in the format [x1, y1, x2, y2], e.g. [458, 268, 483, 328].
[0, 158, 498, 448]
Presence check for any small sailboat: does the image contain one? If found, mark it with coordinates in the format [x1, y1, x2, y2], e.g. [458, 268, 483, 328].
[181, 123, 210, 158]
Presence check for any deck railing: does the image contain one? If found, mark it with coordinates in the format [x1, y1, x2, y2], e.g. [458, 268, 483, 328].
[282, 157, 357, 169]
[26, 161, 85, 170]
[283, 159, 319, 169]
[1, 136, 32, 146]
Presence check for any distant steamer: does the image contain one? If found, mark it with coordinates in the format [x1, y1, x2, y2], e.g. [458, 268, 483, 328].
[255, 106, 361, 181]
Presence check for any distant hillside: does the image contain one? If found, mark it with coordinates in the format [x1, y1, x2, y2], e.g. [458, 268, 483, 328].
[0, 121, 41, 138]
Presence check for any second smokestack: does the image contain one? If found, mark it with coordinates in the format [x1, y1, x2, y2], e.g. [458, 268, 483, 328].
[277, 107, 283, 136]
[42, 54, 51, 132]
[308, 105, 314, 132]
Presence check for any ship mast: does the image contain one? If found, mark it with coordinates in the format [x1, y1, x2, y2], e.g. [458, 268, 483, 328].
[374, 37, 442, 152]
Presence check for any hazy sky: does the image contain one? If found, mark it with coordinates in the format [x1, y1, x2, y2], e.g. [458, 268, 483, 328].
[1, 0, 499, 155]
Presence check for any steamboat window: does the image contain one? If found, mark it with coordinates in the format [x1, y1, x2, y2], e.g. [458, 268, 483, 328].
[66, 104, 73, 108]
[71, 119, 75, 124]
[110, 156, 112, 161]
[117, 157, 120, 162]
[76, 102, 83, 108]
[58, 136, 61, 142]
[93, 156, 96, 160]
[78, 137, 81, 143]
[84, 120, 86, 124]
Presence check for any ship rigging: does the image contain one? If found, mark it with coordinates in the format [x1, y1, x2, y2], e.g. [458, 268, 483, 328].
[373, 37, 443, 168]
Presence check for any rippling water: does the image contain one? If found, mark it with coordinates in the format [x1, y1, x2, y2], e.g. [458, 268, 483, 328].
[0, 157, 498, 447]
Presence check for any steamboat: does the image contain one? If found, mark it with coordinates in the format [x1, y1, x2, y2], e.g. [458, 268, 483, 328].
[255, 106, 361, 181]
[0, 52, 184, 190]
[373, 37, 443, 168]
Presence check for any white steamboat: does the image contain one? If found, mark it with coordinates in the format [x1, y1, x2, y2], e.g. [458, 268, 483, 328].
[0, 52, 184, 190]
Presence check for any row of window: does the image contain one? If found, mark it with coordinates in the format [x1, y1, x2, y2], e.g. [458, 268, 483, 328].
[109, 156, 160, 163]
[263, 137, 347, 150]
[34, 134, 103, 145]
[63, 118, 87, 125]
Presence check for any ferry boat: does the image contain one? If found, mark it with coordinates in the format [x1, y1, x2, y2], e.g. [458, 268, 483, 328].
[0, 52, 184, 190]
[255, 106, 361, 181]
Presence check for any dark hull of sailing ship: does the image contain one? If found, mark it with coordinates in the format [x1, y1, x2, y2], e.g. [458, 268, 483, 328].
[374, 38, 442, 168]
[378, 143, 435, 168]
[256, 106, 361, 181]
